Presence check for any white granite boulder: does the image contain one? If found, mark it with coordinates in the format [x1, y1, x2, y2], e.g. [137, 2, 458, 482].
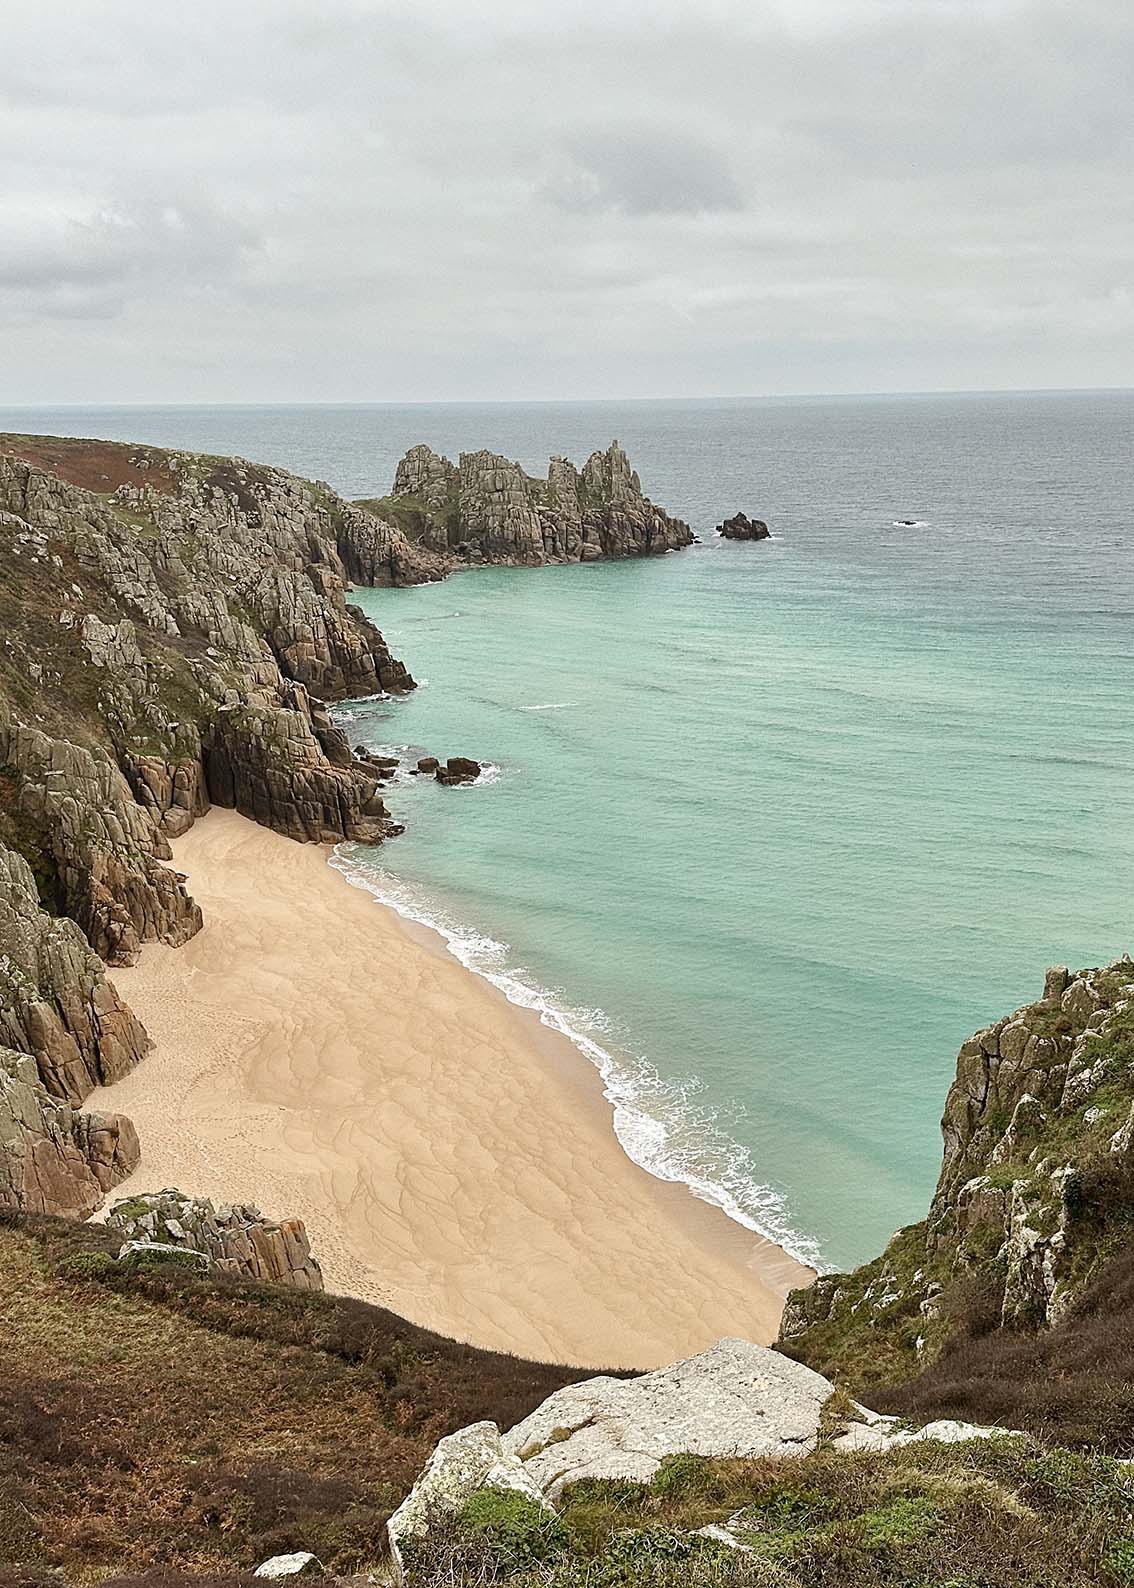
[386, 1419, 551, 1583]
[502, 1337, 835, 1498]
[830, 1405, 1011, 1454]
[385, 1338, 1017, 1578]
[253, 1552, 322, 1579]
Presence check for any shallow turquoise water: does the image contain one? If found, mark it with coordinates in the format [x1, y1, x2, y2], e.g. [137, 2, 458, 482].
[5, 392, 1131, 1267]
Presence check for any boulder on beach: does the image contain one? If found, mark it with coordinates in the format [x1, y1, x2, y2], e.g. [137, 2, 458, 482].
[717, 512, 770, 541]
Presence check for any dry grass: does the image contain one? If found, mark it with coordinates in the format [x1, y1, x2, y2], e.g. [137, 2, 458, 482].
[0, 1215, 604, 1583]
[869, 1242, 1134, 1455]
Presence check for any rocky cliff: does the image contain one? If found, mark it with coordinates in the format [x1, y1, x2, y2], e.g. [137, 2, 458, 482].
[0, 432, 452, 1212]
[380, 440, 693, 565]
[0, 429, 694, 1221]
[1, 1047, 139, 1217]
[779, 957, 1134, 1387]
[0, 842, 150, 1102]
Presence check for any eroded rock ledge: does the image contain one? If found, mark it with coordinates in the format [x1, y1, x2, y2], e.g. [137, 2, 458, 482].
[107, 1188, 324, 1290]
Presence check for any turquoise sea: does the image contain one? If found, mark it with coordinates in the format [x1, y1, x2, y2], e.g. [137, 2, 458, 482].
[4, 392, 1132, 1270]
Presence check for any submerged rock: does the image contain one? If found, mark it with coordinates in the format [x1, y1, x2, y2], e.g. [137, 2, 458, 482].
[717, 512, 770, 541]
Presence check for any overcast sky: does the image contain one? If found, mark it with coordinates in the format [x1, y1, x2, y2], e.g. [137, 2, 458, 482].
[2, 0, 1131, 403]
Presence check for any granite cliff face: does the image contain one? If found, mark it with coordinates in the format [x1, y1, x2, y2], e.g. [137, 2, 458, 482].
[0, 429, 694, 1220]
[0, 432, 449, 1213]
[779, 957, 1134, 1384]
[0, 842, 150, 1103]
[1, 1047, 139, 1217]
[0, 439, 441, 889]
[383, 440, 694, 565]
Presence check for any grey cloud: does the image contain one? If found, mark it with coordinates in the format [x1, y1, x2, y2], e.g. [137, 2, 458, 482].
[547, 131, 743, 217]
[0, 0, 1130, 400]
[0, 198, 260, 321]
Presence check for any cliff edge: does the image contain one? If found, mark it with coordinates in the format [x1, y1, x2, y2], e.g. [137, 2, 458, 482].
[779, 958, 1134, 1410]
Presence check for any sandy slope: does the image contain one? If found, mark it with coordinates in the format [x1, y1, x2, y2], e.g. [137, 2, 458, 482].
[94, 808, 812, 1368]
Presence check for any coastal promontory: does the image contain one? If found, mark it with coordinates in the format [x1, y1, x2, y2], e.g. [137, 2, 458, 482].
[371, 439, 694, 565]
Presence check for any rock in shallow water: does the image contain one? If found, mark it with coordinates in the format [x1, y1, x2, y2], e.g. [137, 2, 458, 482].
[435, 757, 481, 786]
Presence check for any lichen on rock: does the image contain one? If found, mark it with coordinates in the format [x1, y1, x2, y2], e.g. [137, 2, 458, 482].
[107, 1187, 324, 1290]
[385, 440, 693, 566]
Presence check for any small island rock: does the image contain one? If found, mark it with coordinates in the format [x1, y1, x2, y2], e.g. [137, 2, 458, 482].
[717, 512, 770, 541]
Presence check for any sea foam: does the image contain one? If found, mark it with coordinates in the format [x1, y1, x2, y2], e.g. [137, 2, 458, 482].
[328, 846, 826, 1273]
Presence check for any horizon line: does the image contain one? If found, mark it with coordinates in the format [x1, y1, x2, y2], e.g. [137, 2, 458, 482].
[1, 384, 1132, 411]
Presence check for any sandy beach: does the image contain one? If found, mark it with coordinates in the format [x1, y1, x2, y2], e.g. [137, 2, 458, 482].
[94, 808, 812, 1369]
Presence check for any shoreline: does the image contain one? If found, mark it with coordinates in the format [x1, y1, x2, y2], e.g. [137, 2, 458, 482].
[328, 838, 823, 1271]
[93, 807, 813, 1369]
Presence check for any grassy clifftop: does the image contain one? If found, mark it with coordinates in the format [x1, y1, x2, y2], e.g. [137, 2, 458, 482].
[0, 1214, 596, 1582]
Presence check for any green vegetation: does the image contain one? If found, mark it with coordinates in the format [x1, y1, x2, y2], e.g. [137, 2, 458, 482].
[406, 1440, 1134, 1586]
[355, 490, 461, 545]
[783, 964, 1134, 1428]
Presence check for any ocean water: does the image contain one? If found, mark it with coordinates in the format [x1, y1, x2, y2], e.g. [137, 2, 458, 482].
[4, 392, 1132, 1270]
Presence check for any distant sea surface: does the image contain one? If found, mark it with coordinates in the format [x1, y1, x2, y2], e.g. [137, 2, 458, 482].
[6, 392, 1132, 1270]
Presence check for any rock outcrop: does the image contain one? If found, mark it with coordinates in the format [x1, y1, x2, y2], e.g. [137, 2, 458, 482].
[0, 439, 427, 870]
[1, 1047, 139, 1217]
[0, 842, 149, 1101]
[387, 1421, 552, 1581]
[779, 957, 1134, 1381]
[1, 703, 203, 965]
[386, 441, 693, 566]
[0, 429, 440, 1197]
[717, 512, 770, 541]
[107, 1188, 324, 1290]
[503, 1338, 835, 1497]
[386, 1337, 1009, 1581]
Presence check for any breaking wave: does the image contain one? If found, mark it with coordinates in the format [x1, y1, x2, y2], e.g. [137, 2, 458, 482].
[327, 847, 826, 1273]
